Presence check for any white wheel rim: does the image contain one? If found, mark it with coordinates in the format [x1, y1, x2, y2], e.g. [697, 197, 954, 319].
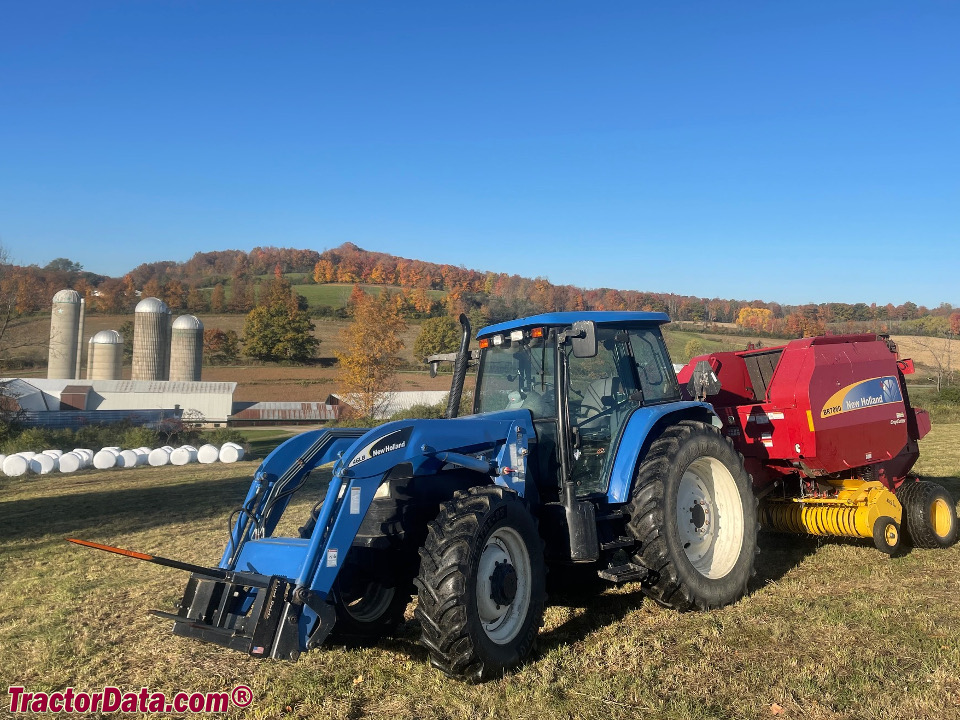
[476, 527, 532, 644]
[676, 456, 745, 579]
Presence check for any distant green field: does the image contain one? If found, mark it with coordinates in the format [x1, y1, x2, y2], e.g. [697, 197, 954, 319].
[292, 283, 445, 309]
[662, 328, 768, 364]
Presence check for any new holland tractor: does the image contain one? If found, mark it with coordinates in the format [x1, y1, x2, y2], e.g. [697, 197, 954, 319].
[73, 311, 957, 681]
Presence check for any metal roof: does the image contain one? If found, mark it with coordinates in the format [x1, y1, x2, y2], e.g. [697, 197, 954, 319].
[477, 311, 671, 338]
[2, 378, 236, 395]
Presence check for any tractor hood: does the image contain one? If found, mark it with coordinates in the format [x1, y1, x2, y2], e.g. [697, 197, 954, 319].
[334, 410, 537, 481]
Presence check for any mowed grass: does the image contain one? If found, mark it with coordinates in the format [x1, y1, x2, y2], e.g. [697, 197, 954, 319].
[2, 426, 959, 718]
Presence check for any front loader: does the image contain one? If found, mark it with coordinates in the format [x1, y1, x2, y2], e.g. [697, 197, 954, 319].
[73, 312, 957, 680]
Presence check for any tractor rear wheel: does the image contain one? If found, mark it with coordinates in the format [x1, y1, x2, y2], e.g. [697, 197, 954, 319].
[415, 485, 546, 682]
[896, 480, 958, 549]
[626, 420, 756, 611]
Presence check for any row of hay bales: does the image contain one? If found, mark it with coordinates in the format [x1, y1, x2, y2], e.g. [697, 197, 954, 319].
[1, 442, 246, 477]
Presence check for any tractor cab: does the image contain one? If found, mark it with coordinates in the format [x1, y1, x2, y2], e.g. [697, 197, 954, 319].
[474, 312, 681, 499]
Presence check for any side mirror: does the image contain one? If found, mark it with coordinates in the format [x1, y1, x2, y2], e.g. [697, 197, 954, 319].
[570, 320, 597, 358]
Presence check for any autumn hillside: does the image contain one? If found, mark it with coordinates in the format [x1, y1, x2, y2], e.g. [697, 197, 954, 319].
[2, 245, 958, 403]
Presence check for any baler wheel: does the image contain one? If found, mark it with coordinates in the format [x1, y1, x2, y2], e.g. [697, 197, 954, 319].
[626, 420, 756, 611]
[414, 485, 546, 682]
[896, 481, 958, 549]
[872, 517, 902, 555]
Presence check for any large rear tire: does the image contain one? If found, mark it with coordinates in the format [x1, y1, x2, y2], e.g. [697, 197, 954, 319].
[626, 420, 756, 611]
[896, 480, 958, 549]
[415, 486, 546, 682]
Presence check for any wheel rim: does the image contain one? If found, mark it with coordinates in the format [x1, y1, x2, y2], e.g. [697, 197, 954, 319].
[340, 579, 396, 623]
[931, 497, 954, 538]
[476, 527, 532, 644]
[676, 456, 745, 579]
[884, 522, 899, 547]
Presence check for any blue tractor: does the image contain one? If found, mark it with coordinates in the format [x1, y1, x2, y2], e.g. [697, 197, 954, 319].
[75, 311, 757, 681]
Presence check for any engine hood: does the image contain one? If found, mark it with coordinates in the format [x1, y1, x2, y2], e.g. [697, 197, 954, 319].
[334, 410, 536, 480]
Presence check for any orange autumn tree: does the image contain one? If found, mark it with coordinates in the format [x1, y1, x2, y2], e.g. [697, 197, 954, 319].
[335, 288, 407, 418]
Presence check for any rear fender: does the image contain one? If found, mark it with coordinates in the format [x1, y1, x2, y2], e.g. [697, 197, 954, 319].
[606, 402, 717, 503]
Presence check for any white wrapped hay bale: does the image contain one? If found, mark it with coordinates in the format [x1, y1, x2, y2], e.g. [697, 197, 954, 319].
[3, 454, 31, 477]
[197, 444, 220, 464]
[119, 449, 141, 468]
[59, 452, 83, 473]
[42, 449, 64, 458]
[134, 449, 149, 465]
[29, 454, 57, 474]
[219, 442, 245, 464]
[19, 451, 37, 460]
[93, 448, 120, 470]
[170, 445, 198, 466]
[72, 449, 94, 467]
[148, 447, 171, 467]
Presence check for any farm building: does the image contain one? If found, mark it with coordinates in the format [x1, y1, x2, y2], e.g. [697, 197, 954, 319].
[331, 390, 450, 419]
[0, 378, 237, 426]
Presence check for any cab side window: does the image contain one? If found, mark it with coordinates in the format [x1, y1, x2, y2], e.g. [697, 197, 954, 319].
[629, 328, 681, 403]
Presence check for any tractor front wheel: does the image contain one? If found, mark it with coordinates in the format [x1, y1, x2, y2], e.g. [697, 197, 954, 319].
[415, 485, 546, 682]
[627, 420, 756, 611]
[330, 550, 411, 642]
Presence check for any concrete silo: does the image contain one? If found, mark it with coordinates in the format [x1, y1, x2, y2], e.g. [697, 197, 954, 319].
[132, 297, 171, 381]
[170, 314, 204, 381]
[86, 330, 124, 380]
[48, 289, 83, 379]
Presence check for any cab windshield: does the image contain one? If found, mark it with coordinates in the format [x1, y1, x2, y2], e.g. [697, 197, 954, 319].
[475, 335, 556, 419]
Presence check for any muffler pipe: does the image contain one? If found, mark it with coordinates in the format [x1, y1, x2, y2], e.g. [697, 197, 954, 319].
[446, 314, 471, 419]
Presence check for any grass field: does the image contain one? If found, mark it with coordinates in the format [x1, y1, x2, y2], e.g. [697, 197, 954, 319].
[2, 426, 959, 719]
[290, 283, 445, 308]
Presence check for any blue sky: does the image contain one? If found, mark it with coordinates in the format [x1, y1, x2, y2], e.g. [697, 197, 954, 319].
[1, 1, 957, 307]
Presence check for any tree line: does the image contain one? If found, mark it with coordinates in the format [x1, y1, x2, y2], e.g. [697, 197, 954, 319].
[2, 244, 957, 338]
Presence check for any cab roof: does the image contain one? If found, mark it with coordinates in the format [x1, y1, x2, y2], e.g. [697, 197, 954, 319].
[477, 311, 671, 338]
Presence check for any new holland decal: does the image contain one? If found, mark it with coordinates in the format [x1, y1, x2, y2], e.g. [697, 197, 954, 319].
[820, 376, 902, 419]
[348, 427, 412, 467]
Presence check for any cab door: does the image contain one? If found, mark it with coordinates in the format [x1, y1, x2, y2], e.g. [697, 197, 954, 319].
[565, 327, 639, 495]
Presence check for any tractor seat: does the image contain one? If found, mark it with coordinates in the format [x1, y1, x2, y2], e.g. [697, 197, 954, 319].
[576, 376, 618, 434]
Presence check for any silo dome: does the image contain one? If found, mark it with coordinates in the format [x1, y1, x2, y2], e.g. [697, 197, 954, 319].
[132, 296, 171, 381]
[170, 314, 204, 381]
[92, 329, 123, 344]
[52, 289, 82, 304]
[172, 314, 203, 331]
[135, 297, 169, 314]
